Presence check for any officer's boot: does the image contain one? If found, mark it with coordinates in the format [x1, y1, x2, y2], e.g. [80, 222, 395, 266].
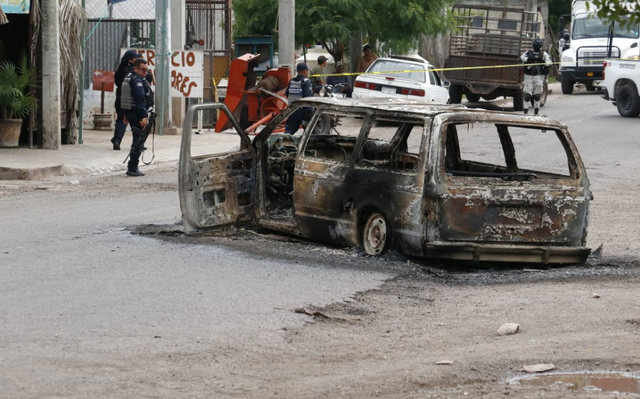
[524, 108, 528, 115]
[534, 108, 539, 115]
[127, 127, 145, 177]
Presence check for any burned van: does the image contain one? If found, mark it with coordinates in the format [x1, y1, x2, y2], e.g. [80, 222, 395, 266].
[179, 98, 591, 264]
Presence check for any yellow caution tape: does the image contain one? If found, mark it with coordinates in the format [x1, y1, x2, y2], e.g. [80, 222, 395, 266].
[309, 56, 640, 78]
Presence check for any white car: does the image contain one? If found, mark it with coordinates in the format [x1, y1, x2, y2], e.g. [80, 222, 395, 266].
[353, 56, 450, 104]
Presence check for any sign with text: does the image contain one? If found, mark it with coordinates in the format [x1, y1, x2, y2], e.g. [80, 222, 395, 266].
[119, 49, 204, 98]
[92, 70, 115, 92]
[1, 0, 31, 13]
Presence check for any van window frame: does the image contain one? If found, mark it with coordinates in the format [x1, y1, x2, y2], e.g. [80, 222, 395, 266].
[439, 119, 580, 182]
[353, 113, 429, 175]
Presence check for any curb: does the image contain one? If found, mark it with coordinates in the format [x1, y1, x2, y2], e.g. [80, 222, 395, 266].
[0, 165, 70, 180]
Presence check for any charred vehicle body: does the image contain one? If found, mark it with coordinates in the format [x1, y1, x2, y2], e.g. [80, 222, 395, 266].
[179, 98, 591, 264]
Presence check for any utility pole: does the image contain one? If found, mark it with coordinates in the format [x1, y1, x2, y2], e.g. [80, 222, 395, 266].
[350, 34, 362, 84]
[155, 0, 171, 135]
[170, 0, 185, 131]
[78, 0, 86, 144]
[278, 0, 295, 73]
[42, 0, 62, 149]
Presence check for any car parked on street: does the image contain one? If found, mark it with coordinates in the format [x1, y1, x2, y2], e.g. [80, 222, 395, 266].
[179, 98, 592, 264]
[352, 56, 450, 104]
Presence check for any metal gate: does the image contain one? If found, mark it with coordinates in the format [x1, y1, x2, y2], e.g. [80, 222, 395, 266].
[185, 0, 233, 128]
[85, 19, 156, 89]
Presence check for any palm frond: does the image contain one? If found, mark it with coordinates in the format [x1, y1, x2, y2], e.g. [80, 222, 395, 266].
[0, 53, 37, 120]
[29, 0, 41, 68]
[0, 4, 9, 25]
[58, 0, 86, 144]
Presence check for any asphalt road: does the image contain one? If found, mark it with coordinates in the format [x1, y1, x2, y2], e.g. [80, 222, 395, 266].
[1, 84, 639, 398]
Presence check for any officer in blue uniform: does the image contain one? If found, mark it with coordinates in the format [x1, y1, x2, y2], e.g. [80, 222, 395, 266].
[284, 62, 313, 134]
[111, 50, 142, 150]
[121, 59, 154, 176]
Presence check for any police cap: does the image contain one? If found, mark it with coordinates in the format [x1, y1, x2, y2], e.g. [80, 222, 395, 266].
[124, 50, 143, 61]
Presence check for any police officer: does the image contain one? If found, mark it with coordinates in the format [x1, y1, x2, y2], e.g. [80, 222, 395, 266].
[284, 62, 314, 134]
[111, 50, 141, 150]
[121, 58, 154, 176]
[520, 38, 551, 115]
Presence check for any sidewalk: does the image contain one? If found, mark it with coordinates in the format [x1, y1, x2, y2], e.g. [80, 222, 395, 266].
[0, 128, 241, 180]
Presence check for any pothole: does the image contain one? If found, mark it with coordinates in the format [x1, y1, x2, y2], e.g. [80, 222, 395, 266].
[512, 373, 640, 395]
[132, 223, 185, 236]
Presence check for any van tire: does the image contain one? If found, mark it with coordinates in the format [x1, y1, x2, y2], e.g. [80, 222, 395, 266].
[513, 92, 524, 111]
[362, 212, 390, 256]
[616, 84, 640, 117]
[449, 84, 463, 104]
[561, 78, 574, 95]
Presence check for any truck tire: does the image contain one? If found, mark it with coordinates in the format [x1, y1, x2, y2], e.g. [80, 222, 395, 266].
[466, 93, 481, 102]
[616, 84, 640, 117]
[561, 78, 574, 95]
[449, 84, 463, 104]
[585, 81, 596, 92]
[513, 92, 524, 111]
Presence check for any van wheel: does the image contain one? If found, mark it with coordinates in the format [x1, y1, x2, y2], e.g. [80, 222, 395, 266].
[616, 84, 640, 117]
[362, 212, 389, 256]
[513, 92, 524, 111]
[561, 78, 574, 94]
[449, 84, 463, 104]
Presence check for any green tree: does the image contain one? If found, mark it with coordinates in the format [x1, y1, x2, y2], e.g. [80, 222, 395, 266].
[589, 0, 640, 29]
[233, 0, 455, 62]
[548, 0, 573, 33]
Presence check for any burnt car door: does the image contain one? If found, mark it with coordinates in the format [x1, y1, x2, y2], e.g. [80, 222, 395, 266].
[292, 108, 370, 245]
[427, 113, 591, 263]
[348, 113, 429, 256]
[179, 103, 256, 232]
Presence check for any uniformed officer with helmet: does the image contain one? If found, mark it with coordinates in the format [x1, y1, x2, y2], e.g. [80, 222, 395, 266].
[520, 38, 551, 115]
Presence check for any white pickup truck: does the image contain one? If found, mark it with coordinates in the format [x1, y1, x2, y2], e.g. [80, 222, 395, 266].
[602, 57, 640, 117]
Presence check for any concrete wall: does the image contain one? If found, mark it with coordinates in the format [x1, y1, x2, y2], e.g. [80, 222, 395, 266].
[83, 84, 116, 129]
